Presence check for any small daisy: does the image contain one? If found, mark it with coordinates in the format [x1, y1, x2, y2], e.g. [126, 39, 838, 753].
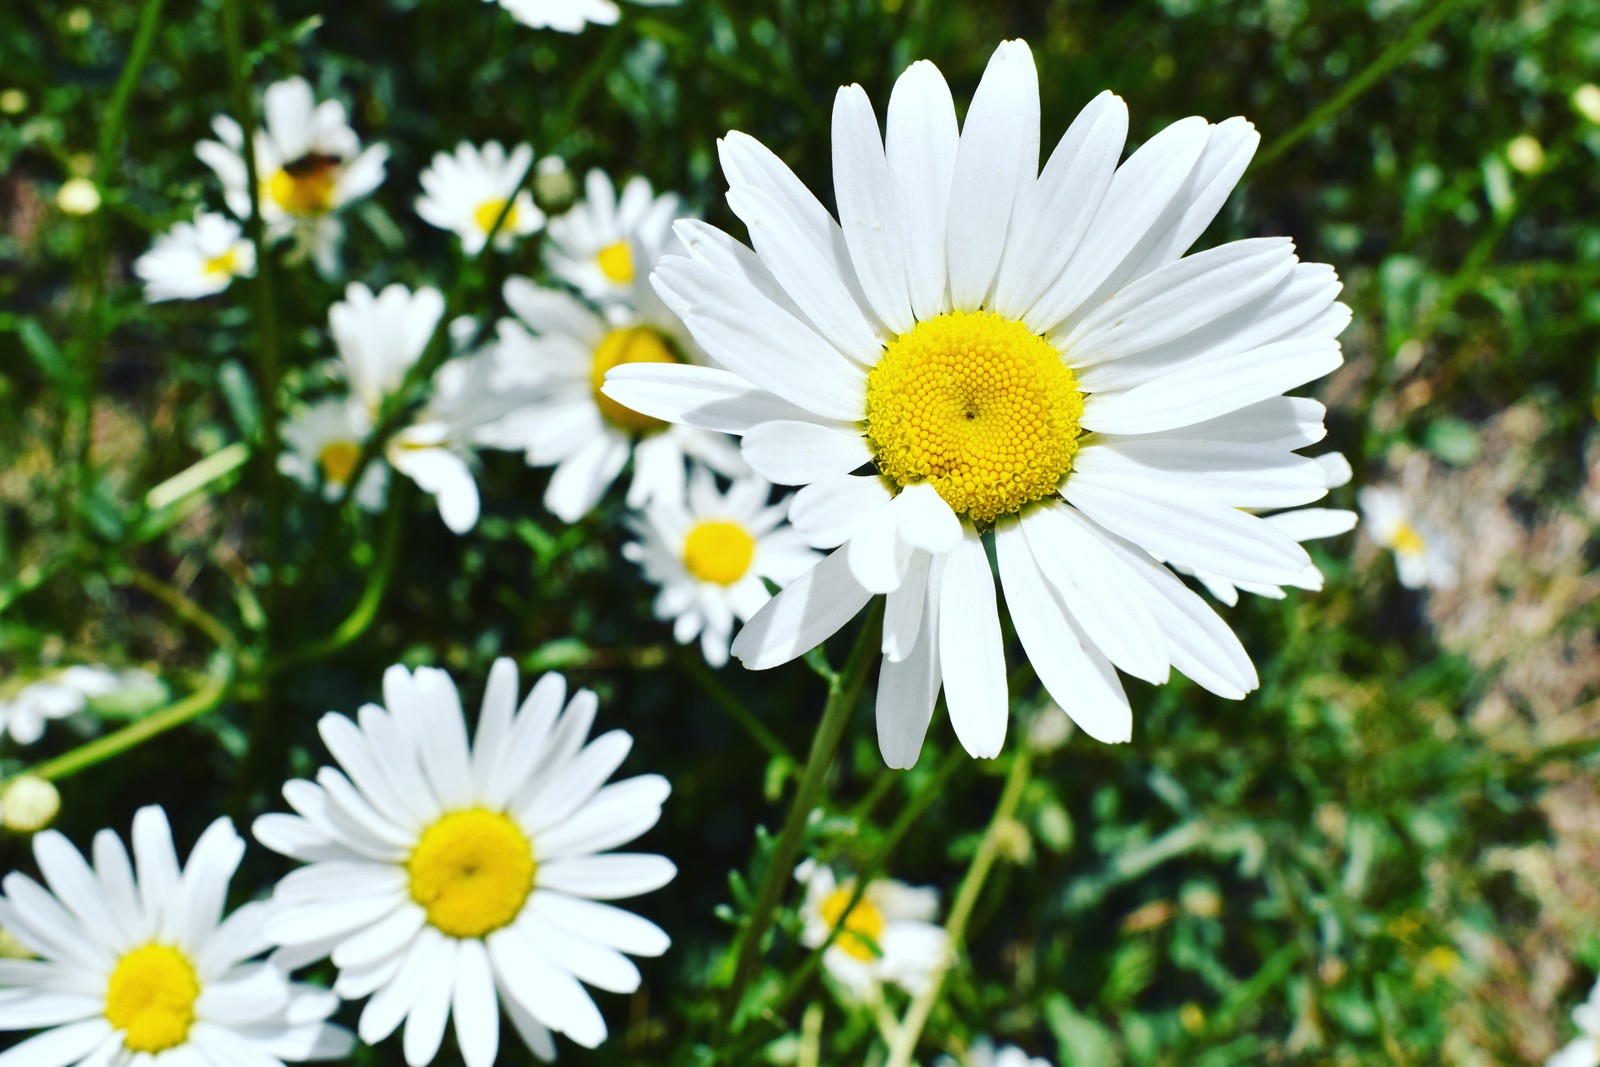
[0, 666, 119, 746]
[0, 805, 352, 1067]
[482, 276, 744, 523]
[197, 76, 388, 275]
[278, 398, 388, 511]
[134, 212, 255, 302]
[1358, 484, 1457, 590]
[794, 859, 948, 999]
[329, 282, 445, 421]
[416, 142, 544, 254]
[1549, 976, 1600, 1067]
[623, 467, 820, 666]
[255, 660, 676, 1064]
[544, 169, 679, 303]
[938, 1039, 1053, 1067]
[607, 40, 1349, 766]
[490, 0, 678, 34]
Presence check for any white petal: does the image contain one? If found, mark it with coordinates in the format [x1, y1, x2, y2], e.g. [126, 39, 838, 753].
[601, 364, 818, 433]
[832, 85, 913, 334]
[1124, 116, 1260, 279]
[847, 505, 911, 594]
[787, 474, 894, 549]
[487, 927, 607, 1048]
[536, 854, 676, 900]
[402, 943, 454, 1067]
[881, 549, 930, 662]
[938, 527, 1007, 758]
[890, 482, 962, 554]
[740, 420, 871, 486]
[731, 545, 874, 670]
[885, 60, 959, 321]
[451, 940, 500, 1067]
[876, 553, 943, 768]
[1072, 439, 1330, 509]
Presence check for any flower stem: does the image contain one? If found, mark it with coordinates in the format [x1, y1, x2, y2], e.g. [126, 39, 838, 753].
[883, 743, 1034, 1067]
[717, 601, 883, 1047]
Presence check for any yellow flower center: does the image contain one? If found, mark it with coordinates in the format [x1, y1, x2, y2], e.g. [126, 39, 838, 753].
[865, 310, 1085, 525]
[590, 327, 680, 434]
[596, 240, 635, 284]
[1391, 523, 1426, 556]
[318, 439, 361, 486]
[473, 198, 517, 235]
[266, 154, 339, 217]
[407, 809, 536, 939]
[683, 520, 756, 585]
[202, 247, 241, 277]
[819, 886, 886, 963]
[104, 944, 200, 1053]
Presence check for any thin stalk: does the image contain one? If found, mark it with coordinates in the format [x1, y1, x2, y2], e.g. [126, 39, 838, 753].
[884, 745, 1034, 1067]
[679, 649, 795, 764]
[119, 568, 238, 653]
[718, 602, 884, 1047]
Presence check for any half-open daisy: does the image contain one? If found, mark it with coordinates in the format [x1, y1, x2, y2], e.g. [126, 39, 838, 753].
[544, 169, 679, 304]
[606, 39, 1349, 766]
[134, 211, 255, 303]
[794, 859, 948, 999]
[623, 466, 819, 666]
[197, 76, 388, 274]
[329, 282, 445, 422]
[0, 805, 352, 1067]
[416, 141, 543, 254]
[255, 660, 675, 1064]
[279, 397, 388, 511]
[1358, 484, 1457, 590]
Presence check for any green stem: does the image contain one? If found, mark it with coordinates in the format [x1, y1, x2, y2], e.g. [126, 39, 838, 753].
[718, 602, 884, 1047]
[679, 649, 795, 764]
[884, 744, 1034, 1067]
[119, 568, 238, 654]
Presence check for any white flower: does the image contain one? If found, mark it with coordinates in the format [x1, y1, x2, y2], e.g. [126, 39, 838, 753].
[0, 666, 119, 746]
[489, 0, 678, 34]
[134, 212, 255, 302]
[623, 467, 820, 666]
[329, 282, 445, 419]
[1357, 484, 1457, 590]
[0, 805, 352, 1067]
[278, 398, 388, 511]
[606, 40, 1348, 767]
[794, 860, 948, 999]
[480, 276, 745, 523]
[255, 660, 676, 1064]
[545, 170, 679, 304]
[1548, 976, 1600, 1067]
[197, 77, 388, 275]
[416, 142, 543, 254]
[938, 1039, 1053, 1067]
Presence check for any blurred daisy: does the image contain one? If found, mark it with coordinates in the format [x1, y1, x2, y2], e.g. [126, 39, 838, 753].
[197, 76, 388, 275]
[481, 276, 744, 523]
[416, 141, 543, 254]
[608, 40, 1348, 766]
[330, 282, 445, 420]
[134, 212, 255, 302]
[938, 1039, 1052, 1067]
[0, 666, 118, 745]
[491, 0, 678, 34]
[278, 398, 388, 511]
[623, 468, 820, 666]
[545, 170, 678, 303]
[0, 805, 352, 1067]
[255, 660, 675, 1064]
[1358, 484, 1457, 590]
[1548, 976, 1600, 1067]
[794, 859, 948, 998]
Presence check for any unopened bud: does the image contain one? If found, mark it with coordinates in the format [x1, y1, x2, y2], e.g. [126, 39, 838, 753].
[57, 178, 100, 216]
[534, 156, 575, 212]
[0, 776, 60, 833]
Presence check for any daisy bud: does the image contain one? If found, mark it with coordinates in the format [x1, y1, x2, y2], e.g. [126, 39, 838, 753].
[56, 177, 100, 216]
[0, 776, 60, 833]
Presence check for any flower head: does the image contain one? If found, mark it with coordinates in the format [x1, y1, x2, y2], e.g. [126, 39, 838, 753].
[795, 860, 948, 998]
[278, 398, 388, 511]
[416, 142, 544, 254]
[135, 212, 256, 303]
[0, 666, 119, 745]
[329, 282, 445, 419]
[1358, 484, 1457, 590]
[488, 0, 679, 35]
[545, 170, 679, 304]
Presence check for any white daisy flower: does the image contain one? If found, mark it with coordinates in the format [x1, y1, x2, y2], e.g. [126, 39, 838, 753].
[133, 212, 255, 303]
[255, 660, 676, 1064]
[606, 39, 1349, 766]
[938, 1039, 1053, 1067]
[1357, 484, 1457, 590]
[329, 282, 446, 420]
[623, 467, 820, 666]
[544, 169, 679, 304]
[1549, 977, 1600, 1067]
[0, 805, 352, 1067]
[490, 0, 678, 34]
[278, 398, 389, 511]
[197, 76, 388, 275]
[416, 142, 544, 254]
[0, 666, 119, 746]
[794, 859, 948, 999]
[481, 276, 745, 523]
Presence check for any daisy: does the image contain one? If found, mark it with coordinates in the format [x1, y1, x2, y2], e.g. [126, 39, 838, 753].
[0, 666, 119, 746]
[623, 467, 820, 666]
[197, 76, 388, 275]
[278, 398, 389, 511]
[415, 142, 544, 254]
[1549, 976, 1600, 1067]
[134, 212, 255, 302]
[1358, 484, 1457, 591]
[490, 0, 678, 35]
[606, 40, 1349, 766]
[794, 859, 948, 999]
[255, 660, 676, 1064]
[544, 169, 679, 304]
[0, 805, 352, 1067]
[329, 282, 445, 421]
[938, 1039, 1053, 1067]
[481, 275, 744, 523]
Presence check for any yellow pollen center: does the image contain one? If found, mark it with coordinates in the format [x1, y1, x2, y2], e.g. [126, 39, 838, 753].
[266, 155, 339, 217]
[819, 887, 886, 963]
[1392, 523, 1426, 556]
[865, 310, 1085, 525]
[202, 248, 241, 277]
[596, 240, 635, 283]
[407, 809, 535, 939]
[318, 440, 361, 486]
[590, 327, 680, 433]
[104, 944, 200, 1053]
[473, 198, 517, 235]
[682, 521, 756, 585]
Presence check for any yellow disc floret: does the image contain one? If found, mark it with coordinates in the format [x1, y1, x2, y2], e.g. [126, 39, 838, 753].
[266, 154, 339, 217]
[408, 809, 536, 939]
[473, 198, 517, 235]
[596, 240, 635, 284]
[202, 248, 242, 278]
[865, 310, 1085, 525]
[1391, 522, 1426, 557]
[318, 440, 361, 486]
[683, 521, 756, 585]
[590, 327, 680, 434]
[105, 944, 200, 1053]
[819, 886, 886, 963]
